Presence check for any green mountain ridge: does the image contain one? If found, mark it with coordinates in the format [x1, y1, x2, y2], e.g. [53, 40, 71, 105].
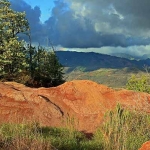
[56, 51, 150, 88]
[56, 51, 150, 71]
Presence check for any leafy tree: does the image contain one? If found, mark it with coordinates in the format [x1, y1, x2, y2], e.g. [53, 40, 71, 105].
[41, 50, 64, 86]
[0, 0, 29, 80]
[126, 75, 150, 93]
[0, 0, 65, 87]
[26, 45, 64, 87]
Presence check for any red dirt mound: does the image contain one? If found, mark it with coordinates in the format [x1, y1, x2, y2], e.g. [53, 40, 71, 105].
[139, 141, 150, 150]
[0, 80, 150, 132]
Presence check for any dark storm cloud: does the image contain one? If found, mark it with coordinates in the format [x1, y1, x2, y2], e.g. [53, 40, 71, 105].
[10, 0, 43, 43]
[10, 0, 150, 48]
[44, 0, 150, 48]
[66, 0, 150, 36]
[44, 9, 100, 47]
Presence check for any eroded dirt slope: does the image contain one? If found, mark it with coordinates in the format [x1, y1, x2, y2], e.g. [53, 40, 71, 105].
[0, 80, 150, 132]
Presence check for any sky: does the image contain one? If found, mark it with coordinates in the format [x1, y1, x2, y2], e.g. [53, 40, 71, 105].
[21, 0, 54, 22]
[9, 0, 150, 56]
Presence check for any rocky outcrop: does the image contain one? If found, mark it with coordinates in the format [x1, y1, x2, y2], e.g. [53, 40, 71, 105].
[139, 141, 150, 150]
[0, 80, 150, 132]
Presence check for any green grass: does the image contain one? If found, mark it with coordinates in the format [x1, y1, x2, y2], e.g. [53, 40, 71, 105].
[96, 104, 150, 150]
[0, 105, 149, 150]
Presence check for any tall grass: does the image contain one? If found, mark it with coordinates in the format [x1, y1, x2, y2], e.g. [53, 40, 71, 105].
[0, 122, 53, 150]
[0, 105, 149, 150]
[95, 104, 150, 150]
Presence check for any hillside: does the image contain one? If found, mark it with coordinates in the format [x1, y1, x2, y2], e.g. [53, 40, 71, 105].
[64, 67, 144, 88]
[56, 51, 150, 71]
[1, 80, 150, 132]
[102, 52, 150, 60]
[109, 52, 138, 60]
[56, 51, 150, 88]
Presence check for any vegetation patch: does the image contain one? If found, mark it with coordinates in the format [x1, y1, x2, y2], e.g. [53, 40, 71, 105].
[0, 105, 149, 150]
[0, 0, 64, 87]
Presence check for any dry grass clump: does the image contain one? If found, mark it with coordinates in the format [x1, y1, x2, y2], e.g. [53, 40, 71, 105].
[0, 122, 54, 150]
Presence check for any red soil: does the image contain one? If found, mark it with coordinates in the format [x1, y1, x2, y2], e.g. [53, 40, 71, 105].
[0, 80, 150, 132]
[139, 141, 150, 150]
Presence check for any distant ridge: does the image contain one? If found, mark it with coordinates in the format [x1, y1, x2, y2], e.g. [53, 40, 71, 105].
[109, 52, 150, 60]
[56, 51, 150, 71]
[109, 53, 138, 60]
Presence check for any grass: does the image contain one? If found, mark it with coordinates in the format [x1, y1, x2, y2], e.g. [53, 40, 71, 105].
[95, 104, 150, 150]
[0, 105, 149, 150]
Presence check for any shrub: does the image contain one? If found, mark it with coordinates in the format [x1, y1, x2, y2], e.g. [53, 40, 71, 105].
[126, 75, 150, 93]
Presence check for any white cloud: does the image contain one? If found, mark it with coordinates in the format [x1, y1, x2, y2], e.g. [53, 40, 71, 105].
[62, 45, 150, 57]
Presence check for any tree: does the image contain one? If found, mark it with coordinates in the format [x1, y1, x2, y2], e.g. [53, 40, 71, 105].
[0, 0, 65, 87]
[41, 50, 64, 86]
[0, 0, 29, 80]
[26, 45, 64, 87]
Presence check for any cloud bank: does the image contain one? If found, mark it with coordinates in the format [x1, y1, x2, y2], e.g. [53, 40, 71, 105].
[10, 0, 150, 55]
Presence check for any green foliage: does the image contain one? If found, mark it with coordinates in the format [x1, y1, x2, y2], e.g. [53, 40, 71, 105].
[25, 45, 65, 87]
[126, 75, 150, 93]
[98, 104, 129, 150]
[0, 0, 65, 87]
[125, 112, 150, 149]
[96, 104, 150, 150]
[0, 0, 29, 79]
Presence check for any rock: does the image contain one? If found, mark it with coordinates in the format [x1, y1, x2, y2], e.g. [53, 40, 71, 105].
[139, 141, 150, 150]
[0, 80, 150, 132]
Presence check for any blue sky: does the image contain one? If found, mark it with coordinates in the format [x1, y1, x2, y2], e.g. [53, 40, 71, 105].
[24, 0, 54, 22]
[10, 0, 150, 56]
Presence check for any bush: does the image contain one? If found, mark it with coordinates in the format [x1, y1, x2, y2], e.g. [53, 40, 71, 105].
[126, 75, 150, 93]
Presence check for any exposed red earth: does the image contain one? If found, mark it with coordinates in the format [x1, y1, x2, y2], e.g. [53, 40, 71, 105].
[139, 141, 150, 150]
[0, 80, 150, 133]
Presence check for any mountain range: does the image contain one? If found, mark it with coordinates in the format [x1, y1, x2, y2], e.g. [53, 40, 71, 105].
[56, 51, 150, 71]
[109, 52, 150, 60]
[55, 51, 150, 88]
